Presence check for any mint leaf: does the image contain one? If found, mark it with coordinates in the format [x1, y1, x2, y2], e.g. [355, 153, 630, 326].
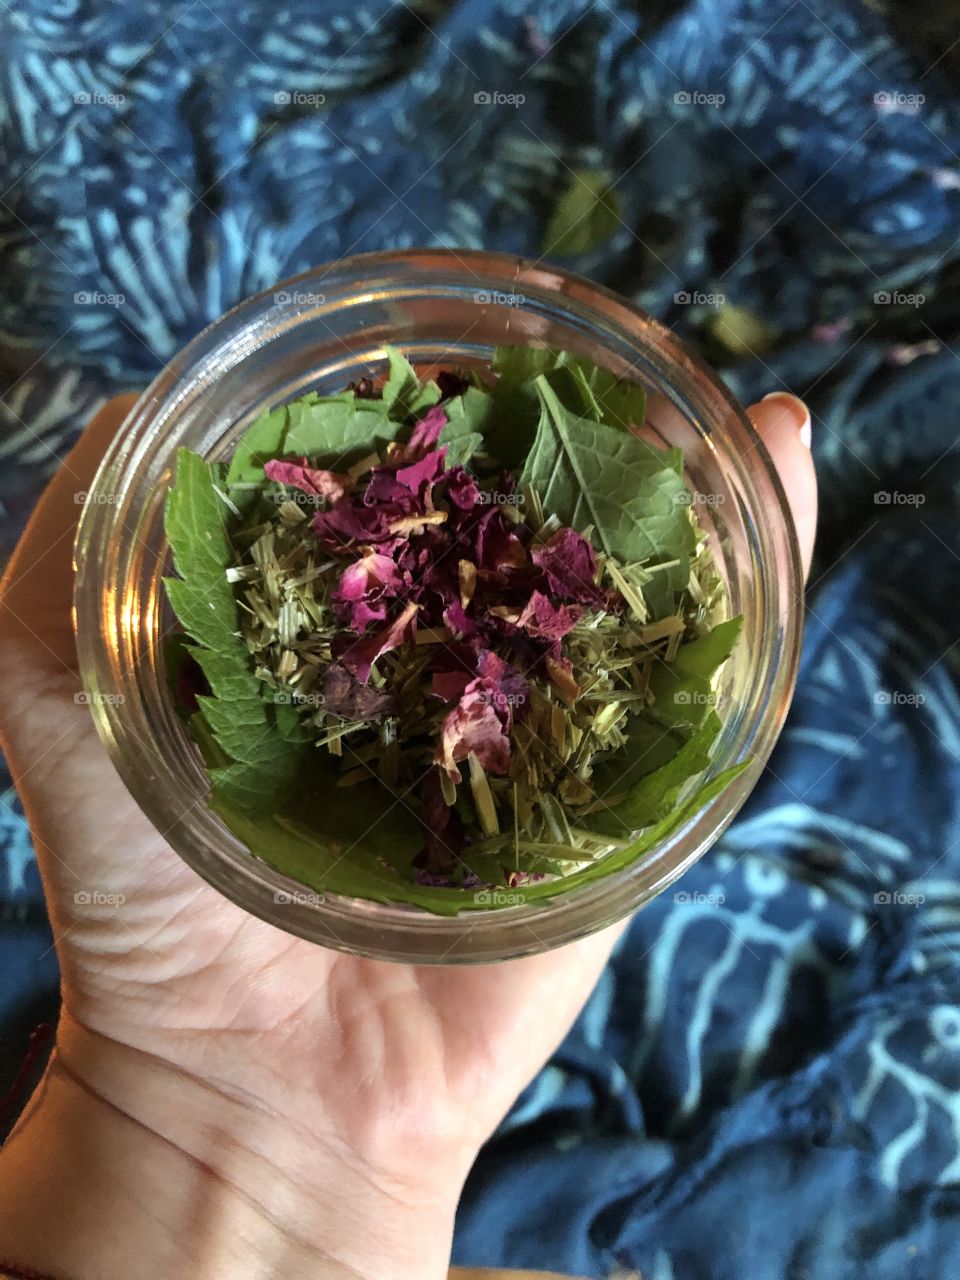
[543, 170, 621, 257]
[211, 776, 507, 915]
[588, 616, 743, 813]
[164, 448, 310, 809]
[518, 759, 751, 903]
[672, 617, 743, 679]
[381, 345, 440, 420]
[225, 405, 290, 504]
[440, 385, 490, 464]
[520, 377, 695, 571]
[284, 394, 399, 465]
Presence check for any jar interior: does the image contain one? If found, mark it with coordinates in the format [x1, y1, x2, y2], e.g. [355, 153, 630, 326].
[76, 253, 798, 961]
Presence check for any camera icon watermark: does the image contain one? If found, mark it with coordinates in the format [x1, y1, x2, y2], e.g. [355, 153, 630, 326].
[674, 90, 725, 107]
[674, 889, 726, 906]
[74, 291, 125, 307]
[274, 90, 326, 107]
[873, 290, 925, 307]
[474, 888, 526, 906]
[874, 889, 925, 906]
[675, 489, 725, 507]
[473, 90, 525, 107]
[273, 889, 326, 905]
[873, 490, 925, 506]
[74, 91, 125, 107]
[673, 290, 725, 306]
[874, 689, 925, 707]
[674, 689, 716, 706]
[473, 289, 526, 307]
[874, 90, 924, 116]
[74, 690, 125, 706]
[74, 889, 126, 906]
[274, 290, 326, 306]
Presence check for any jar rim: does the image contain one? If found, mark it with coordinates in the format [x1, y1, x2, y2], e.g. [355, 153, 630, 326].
[75, 250, 803, 963]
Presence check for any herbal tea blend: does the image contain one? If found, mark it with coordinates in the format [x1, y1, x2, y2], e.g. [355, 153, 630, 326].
[164, 346, 746, 914]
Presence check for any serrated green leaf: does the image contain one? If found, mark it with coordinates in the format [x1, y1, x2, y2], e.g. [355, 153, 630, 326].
[517, 758, 752, 903]
[520, 377, 695, 573]
[164, 448, 310, 810]
[284, 395, 400, 465]
[225, 405, 290, 505]
[543, 170, 621, 257]
[440, 385, 491, 464]
[381, 344, 440, 420]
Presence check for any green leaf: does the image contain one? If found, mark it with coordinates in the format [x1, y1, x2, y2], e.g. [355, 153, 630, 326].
[588, 711, 723, 836]
[440, 385, 490, 465]
[210, 774, 513, 915]
[543, 170, 622, 256]
[518, 758, 752, 903]
[225, 405, 290, 505]
[588, 617, 743, 809]
[492, 345, 564, 383]
[381, 345, 440, 420]
[520, 377, 695, 572]
[672, 617, 743, 679]
[164, 448, 310, 809]
[284, 395, 400, 465]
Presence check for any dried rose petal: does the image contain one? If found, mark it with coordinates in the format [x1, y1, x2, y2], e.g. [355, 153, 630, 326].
[444, 466, 480, 510]
[336, 599, 419, 682]
[432, 671, 472, 702]
[515, 590, 580, 642]
[264, 458, 355, 505]
[323, 663, 395, 720]
[312, 502, 403, 552]
[396, 404, 447, 462]
[437, 689, 511, 781]
[531, 527, 605, 605]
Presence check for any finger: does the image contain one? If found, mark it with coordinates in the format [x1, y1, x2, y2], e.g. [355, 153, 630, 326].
[0, 394, 139, 673]
[745, 393, 817, 580]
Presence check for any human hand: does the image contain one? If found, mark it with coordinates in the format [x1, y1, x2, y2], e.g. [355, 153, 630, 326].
[0, 391, 816, 1280]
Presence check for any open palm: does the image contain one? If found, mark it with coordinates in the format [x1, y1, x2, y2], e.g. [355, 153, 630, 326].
[0, 390, 816, 1226]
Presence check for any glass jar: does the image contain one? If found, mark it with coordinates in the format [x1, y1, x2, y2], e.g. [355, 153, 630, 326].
[74, 249, 802, 963]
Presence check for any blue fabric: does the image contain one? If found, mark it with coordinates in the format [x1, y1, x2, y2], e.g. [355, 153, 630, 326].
[2, 3, 959, 1276]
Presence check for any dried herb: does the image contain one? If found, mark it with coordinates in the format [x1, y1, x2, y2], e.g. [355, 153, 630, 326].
[163, 345, 747, 913]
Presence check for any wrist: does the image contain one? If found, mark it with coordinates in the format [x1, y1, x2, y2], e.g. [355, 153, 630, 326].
[0, 1021, 468, 1280]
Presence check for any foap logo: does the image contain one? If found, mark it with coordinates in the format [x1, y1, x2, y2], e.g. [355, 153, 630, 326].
[873, 490, 926, 506]
[474, 888, 526, 906]
[674, 689, 716, 706]
[874, 90, 925, 115]
[74, 291, 125, 307]
[274, 290, 326, 306]
[273, 690, 326, 708]
[74, 90, 125, 107]
[74, 490, 119, 505]
[274, 889, 326, 906]
[473, 90, 525, 107]
[673, 290, 725, 307]
[874, 889, 926, 906]
[675, 489, 725, 507]
[74, 691, 125, 706]
[674, 889, 726, 906]
[674, 90, 725, 107]
[274, 90, 326, 107]
[477, 490, 524, 506]
[875, 690, 926, 707]
[74, 889, 126, 907]
[874, 290, 925, 308]
[474, 290, 526, 307]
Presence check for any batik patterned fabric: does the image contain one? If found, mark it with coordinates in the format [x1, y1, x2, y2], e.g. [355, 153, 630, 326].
[2, 3, 959, 1277]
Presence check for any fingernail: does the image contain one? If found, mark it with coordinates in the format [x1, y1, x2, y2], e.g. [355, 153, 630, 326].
[761, 392, 812, 449]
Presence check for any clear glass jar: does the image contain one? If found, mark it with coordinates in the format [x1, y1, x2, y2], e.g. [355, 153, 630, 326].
[74, 250, 802, 963]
